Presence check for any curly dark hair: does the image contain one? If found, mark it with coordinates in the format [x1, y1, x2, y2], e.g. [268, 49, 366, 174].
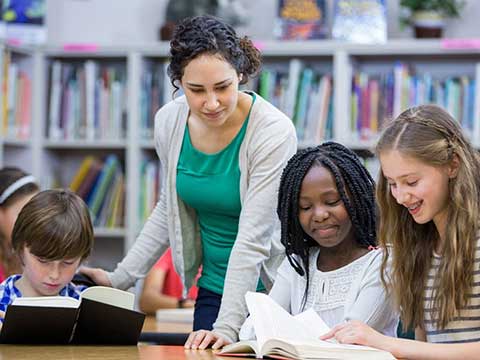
[277, 142, 377, 308]
[168, 15, 261, 94]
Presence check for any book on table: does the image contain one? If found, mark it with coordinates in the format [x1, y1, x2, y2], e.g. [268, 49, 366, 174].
[156, 307, 194, 324]
[0, 286, 145, 345]
[218, 292, 395, 360]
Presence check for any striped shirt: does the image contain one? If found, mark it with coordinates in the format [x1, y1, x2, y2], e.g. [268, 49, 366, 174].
[424, 246, 480, 343]
[0, 274, 87, 322]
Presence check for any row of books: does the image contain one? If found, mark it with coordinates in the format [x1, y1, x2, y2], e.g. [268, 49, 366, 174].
[140, 62, 174, 140]
[1, 50, 31, 139]
[69, 155, 125, 227]
[138, 159, 161, 224]
[47, 60, 127, 141]
[255, 59, 333, 143]
[352, 62, 479, 141]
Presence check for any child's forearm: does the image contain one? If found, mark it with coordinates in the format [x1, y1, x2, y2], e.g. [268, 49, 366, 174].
[382, 336, 480, 360]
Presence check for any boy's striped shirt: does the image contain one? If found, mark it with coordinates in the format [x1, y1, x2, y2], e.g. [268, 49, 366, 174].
[0, 274, 87, 321]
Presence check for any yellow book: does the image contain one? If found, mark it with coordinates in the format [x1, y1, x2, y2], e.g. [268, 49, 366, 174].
[107, 174, 123, 228]
[70, 156, 94, 192]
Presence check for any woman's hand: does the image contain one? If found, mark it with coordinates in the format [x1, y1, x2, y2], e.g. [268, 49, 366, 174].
[78, 267, 112, 287]
[184, 329, 232, 350]
[320, 320, 387, 350]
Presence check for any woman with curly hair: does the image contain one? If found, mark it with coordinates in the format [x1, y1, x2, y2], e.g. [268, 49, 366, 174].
[82, 15, 297, 349]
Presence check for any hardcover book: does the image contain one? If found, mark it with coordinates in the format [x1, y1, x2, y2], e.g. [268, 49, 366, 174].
[275, 0, 327, 40]
[0, 286, 145, 345]
[332, 0, 387, 43]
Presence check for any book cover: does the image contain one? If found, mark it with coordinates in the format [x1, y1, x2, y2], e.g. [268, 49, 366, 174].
[274, 0, 327, 40]
[0, 286, 145, 345]
[1, 0, 46, 45]
[332, 0, 387, 44]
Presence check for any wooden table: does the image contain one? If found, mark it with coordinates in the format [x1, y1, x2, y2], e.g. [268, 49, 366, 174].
[0, 318, 245, 359]
[142, 315, 192, 333]
[0, 345, 235, 360]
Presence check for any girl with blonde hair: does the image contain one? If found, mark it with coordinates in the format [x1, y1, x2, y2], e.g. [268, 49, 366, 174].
[322, 104, 480, 359]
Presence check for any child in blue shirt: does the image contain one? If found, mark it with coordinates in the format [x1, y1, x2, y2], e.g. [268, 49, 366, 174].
[0, 189, 94, 325]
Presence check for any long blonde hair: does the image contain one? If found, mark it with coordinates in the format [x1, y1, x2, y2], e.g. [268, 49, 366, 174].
[377, 104, 480, 330]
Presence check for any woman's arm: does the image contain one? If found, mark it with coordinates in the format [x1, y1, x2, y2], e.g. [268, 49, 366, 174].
[211, 119, 297, 342]
[321, 320, 480, 360]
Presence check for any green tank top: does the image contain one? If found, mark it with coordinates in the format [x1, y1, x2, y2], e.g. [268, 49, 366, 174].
[176, 94, 264, 295]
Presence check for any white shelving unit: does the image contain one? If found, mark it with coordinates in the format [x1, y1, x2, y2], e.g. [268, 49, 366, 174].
[1, 39, 480, 269]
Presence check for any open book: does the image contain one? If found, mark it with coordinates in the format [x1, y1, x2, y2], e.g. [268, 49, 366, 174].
[218, 292, 394, 360]
[0, 286, 145, 345]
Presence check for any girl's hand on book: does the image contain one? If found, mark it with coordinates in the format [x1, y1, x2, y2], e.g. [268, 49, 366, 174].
[184, 329, 231, 350]
[319, 320, 386, 349]
[0, 310, 4, 320]
[78, 267, 112, 287]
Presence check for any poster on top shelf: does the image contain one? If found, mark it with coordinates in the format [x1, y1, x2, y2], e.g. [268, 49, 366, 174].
[0, 0, 46, 45]
[274, 0, 328, 40]
[332, 0, 387, 44]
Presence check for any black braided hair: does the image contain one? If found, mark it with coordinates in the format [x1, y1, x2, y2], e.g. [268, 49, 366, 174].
[277, 141, 377, 308]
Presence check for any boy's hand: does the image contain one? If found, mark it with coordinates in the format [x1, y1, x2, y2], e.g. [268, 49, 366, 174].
[78, 267, 112, 287]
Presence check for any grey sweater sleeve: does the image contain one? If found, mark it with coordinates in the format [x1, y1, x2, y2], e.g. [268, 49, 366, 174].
[108, 186, 171, 289]
[212, 118, 297, 342]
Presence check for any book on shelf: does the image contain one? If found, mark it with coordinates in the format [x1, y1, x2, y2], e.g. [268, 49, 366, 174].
[257, 60, 333, 143]
[218, 292, 394, 360]
[156, 308, 194, 324]
[0, 286, 145, 345]
[139, 159, 161, 223]
[0, 0, 47, 45]
[1, 50, 32, 139]
[140, 61, 175, 140]
[332, 0, 387, 44]
[274, 0, 328, 40]
[70, 155, 125, 228]
[47, 59, 126, 141]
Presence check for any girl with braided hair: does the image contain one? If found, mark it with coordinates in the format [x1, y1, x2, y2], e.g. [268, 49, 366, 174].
[322, 105, 480, 359]
[81, 14, 297, 349]
[240, 141, 398, 340]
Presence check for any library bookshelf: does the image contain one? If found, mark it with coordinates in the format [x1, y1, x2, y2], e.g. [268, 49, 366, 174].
[1, 39, 479, 269]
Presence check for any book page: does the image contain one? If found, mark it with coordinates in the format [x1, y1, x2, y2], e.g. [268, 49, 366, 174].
[293, 308, 330, 337]
[245, 292, 323, 351]
[12, 296, 79, 308]
[81, 286, 134, 310]
[219, 340, 259, 357]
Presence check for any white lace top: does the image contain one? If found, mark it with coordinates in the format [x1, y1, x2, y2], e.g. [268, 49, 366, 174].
[239, 248, 398, 340]
[304, 248, 375, 328]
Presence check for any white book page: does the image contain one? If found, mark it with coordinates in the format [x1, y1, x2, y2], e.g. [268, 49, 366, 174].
[12, 296, 79, 308]
[220, 340, 260, 356]
[245, 292, 325, 351]
[81, 286, 134, 310]
[293, 308, 330, 337]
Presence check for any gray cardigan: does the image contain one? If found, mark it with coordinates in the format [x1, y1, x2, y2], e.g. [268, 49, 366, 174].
[108, 92, 297, 342]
